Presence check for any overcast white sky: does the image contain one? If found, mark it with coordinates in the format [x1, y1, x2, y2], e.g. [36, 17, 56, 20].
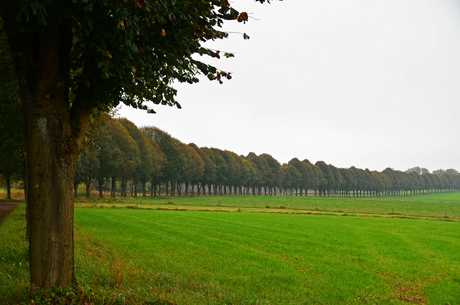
[119, 0, 460, 173]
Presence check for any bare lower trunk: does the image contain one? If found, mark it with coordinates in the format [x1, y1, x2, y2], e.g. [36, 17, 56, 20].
[141, 179, 146, 197]
[111, 177, 116, 198]
[6, 174, 11, 200]
[98, 179, 104, 198]
[121, 178, 127, 197]
[133, 178, 138, 197]
[85, 175, 91, 198]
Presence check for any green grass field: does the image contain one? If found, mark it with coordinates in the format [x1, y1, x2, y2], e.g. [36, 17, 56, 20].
[1, 192, 460, 304]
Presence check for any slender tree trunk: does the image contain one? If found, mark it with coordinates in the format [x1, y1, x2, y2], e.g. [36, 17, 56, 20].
[111, 177, 116, 198]
[74, 181, 78, 198]
[141, 179, 146, 197]
[5, 174, 11, 200]
[85, 175, 91, 198]
[98, 179, 104, 198]
[133, 178, 138, 197]
[23, 159, 30, 240]
[120, 178, 125, 197]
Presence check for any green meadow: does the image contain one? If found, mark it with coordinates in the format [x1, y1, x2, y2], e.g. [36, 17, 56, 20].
[1, 192, 460, 304]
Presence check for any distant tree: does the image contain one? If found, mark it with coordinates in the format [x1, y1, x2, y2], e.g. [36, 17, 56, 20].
[189, 144, 216, 195]
[246, 152, 268, 195]
[365, 168, 379, 196]
[219, 150, 237, 194]
[444, 169, 459, 175]
[432, 169, 445, 176]
[0, 33, 25, 200]
[142, 134, 165, 196]
[74, 147, 99, 198]
[406, 166, 430, 175]
[288, 158, 311, 196]
[407, 171, 421, 194]
[338, 168, 352, 196]
[204, 148, 228, 195]
[180, 144, 204, 195]
[311, 165, 325, 196]
[235, 155, 250, 195]
[96, 137, 122, 198]
[315, 161, 332, 196]
[119, 118, 159, 197]
[383, 168, 400, 196]
[243, 159, 258, 195]
[259, 153, 281, 195]
[329, 165, 343, 195]
[284, 164, 302, 196]
[142, 126, 185, 196]
[107, 119, 140, 197]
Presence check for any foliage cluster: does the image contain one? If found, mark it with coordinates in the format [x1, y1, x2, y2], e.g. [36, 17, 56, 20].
[76, 116, 460, 199]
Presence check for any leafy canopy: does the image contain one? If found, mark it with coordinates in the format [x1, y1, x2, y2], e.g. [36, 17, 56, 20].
[2, 0, 269, 114]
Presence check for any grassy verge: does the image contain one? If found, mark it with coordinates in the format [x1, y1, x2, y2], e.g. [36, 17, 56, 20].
[0, 203, 29, 302]
[0, 203, 161, 304]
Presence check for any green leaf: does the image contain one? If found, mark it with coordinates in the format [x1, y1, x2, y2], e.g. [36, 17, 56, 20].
[84, 3, 93, 12]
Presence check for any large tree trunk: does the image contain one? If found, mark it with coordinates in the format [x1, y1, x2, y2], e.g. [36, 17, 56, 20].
[2, 2, 91, 289]
[8, 31, 89, 289]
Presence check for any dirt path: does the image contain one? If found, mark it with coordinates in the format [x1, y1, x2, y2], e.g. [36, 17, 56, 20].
[0, 201, 19, 224]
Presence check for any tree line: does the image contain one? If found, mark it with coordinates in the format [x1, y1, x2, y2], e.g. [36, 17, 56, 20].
[72, 115, 460, 198]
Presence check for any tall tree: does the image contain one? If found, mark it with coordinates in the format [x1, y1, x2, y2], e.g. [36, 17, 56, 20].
[246, 152, 268, 195]
[142, 134, 165, 196]
[205, 148, 228, 195]
[406, 166, 429, 175]
[119, 118, 158, 196]
[74, 146, 99, 198]
[143, 126, 185, 196]
[315, 161, 332, 196]
[259, 153, 281, 195]
[0, 0, 268, 288]
[189, 144, 216, 195]
[180, 144, 204, 195]
[288, 158, 311, 196]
